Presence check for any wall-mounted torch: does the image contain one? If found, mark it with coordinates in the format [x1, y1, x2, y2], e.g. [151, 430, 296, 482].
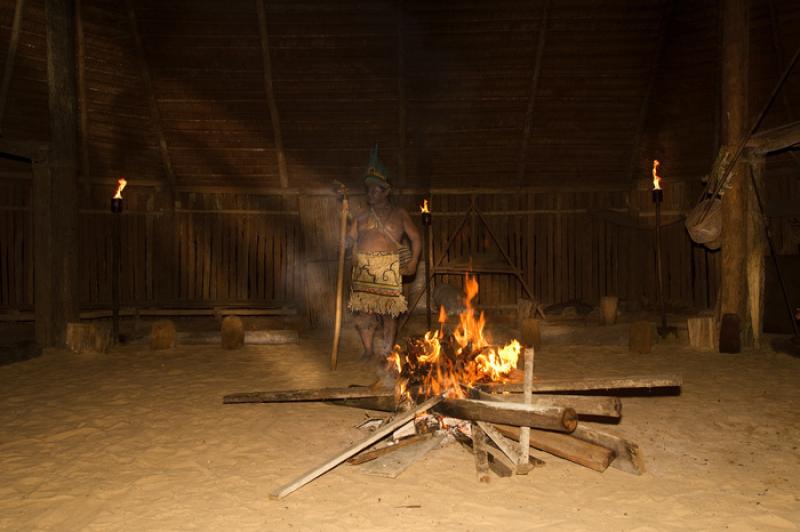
[420, 199, 433, 329]
[111, 177, 127, 343]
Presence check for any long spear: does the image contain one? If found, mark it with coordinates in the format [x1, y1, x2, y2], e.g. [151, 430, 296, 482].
[330, 181, 349, 370]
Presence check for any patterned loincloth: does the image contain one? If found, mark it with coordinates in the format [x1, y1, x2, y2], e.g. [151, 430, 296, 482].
[348, 250, 408, 317]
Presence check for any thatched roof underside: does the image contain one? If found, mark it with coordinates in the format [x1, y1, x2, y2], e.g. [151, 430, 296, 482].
[0, 0, 798, 191]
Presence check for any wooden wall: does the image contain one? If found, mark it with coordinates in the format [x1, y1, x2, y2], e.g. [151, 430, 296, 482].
[0, 181, 720, 319]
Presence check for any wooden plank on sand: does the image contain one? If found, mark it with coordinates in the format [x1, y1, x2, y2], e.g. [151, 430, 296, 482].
[270, 395, 443, 499]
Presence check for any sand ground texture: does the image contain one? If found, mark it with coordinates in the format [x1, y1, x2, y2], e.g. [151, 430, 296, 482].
[1, 321, 799, 531]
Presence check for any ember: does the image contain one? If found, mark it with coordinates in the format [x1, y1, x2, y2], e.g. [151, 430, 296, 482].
[389, 274, 521, 400]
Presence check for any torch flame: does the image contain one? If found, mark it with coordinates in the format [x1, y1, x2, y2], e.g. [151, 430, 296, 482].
[420, 199, 430, 213]
[652, 160, 662, 191]
[113, 178, 128, 199]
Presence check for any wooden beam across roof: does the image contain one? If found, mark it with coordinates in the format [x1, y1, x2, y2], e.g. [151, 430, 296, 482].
[124, 0, 176, 190]
[256, 0, 290, 190]
[746, 121, 800, 154]
[516, 0, 550, 185]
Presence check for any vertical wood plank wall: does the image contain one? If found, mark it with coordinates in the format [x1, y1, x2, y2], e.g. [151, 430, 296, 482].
[0, 179, 741, 315]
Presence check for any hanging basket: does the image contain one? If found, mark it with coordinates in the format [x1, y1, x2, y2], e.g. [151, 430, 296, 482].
[685, 197, 722, 250]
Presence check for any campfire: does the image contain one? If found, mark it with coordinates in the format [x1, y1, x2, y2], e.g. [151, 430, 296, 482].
[224, 276, 683, 499]
[389, 274, 521, 401]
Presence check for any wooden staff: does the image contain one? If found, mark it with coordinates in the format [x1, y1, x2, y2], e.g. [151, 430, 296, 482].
[330, 182, 349, 370]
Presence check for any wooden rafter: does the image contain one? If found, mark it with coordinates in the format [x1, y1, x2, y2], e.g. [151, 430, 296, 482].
[0, 0, 27, 134]
[767, 0, 800, 168]
[516, 0, 550, 185]
[75, 0, 90, 183]
[746, 121, 800, 154]
[256, 0, 289, 190]
[124, 0, 175, 190]
[625, 0, 673, 182]
[396, 0, 406, 186]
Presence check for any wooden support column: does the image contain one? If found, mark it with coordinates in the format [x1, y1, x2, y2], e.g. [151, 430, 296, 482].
[256, 0, 289, 191]
[396, 0, 406, 186]
[32, 160, 54, 346]
[0, 0, 26, 132]
[43, 0, 80, 347]
[746, 156, 766, 348]
[516, 0, 550, 185]
[720, 0, 749, 344]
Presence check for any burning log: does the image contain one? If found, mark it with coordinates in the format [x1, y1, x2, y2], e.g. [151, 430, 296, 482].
[223, 386, 392, 404]
[494, 424, 614, 473]
[483, 374, 682, 394]
[270, 394, 443, 499]
[433, 398, 577, 433]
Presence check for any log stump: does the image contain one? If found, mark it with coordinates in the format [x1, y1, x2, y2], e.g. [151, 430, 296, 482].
[221, 316, 245, 350]
[150, 320, 176, 350]
[687, 316, 715, 351]
[628, 321, 653, 354]
[66, 322, 113, 354]
[520, 318, 541, 351]
[600, 296, 618, 325]
[719, 313, 741, 354]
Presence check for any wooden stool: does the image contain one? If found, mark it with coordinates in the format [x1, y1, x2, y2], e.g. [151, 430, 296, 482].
[629, 321, 653, 354]
[687, 317, 715, 351]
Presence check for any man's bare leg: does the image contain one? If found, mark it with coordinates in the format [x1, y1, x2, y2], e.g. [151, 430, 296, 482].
[381, 315, 399, 357]
[354, 312, 378, 361]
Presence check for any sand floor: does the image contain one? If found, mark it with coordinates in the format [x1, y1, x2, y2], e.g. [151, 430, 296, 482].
[1, 320, 799, 531]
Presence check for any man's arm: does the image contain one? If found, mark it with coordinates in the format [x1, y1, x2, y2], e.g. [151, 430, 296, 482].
[401, 208, 422, 275]
[346, 210, 359, 249]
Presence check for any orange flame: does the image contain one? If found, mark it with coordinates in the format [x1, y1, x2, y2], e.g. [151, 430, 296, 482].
[420, 199, 430, 213]
[389, 273, 521, 400]
[113, 178, 128, 199]
[652, 160, 662, 191]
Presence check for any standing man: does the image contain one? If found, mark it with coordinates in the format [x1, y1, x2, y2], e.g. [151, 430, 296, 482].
[347, 145, 422, 362]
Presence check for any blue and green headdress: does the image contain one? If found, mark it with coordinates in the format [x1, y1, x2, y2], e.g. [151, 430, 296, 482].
[363, 144, 391, 189]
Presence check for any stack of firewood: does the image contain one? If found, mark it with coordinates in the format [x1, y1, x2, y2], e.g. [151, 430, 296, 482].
[224, 349, 681, 499]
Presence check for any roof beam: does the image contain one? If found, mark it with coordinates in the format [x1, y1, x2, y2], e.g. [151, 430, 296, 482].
[396, 0, 406, 186]
[125, 0, 176, 192]
[625, 0, 673, 183]
[516, 0, 550, 185]
[256, 0, 290, 190]
[746, 121, 800, 154]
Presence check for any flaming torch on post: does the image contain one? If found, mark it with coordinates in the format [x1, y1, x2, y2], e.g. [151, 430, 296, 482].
[110, 177, 127, 343]
[651, 162, 675, 338]
[420, 199, 433, 329]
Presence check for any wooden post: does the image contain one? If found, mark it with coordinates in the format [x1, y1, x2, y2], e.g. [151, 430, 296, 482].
[32, 161, 54, 346]
[719, 0, 749, 345]
[518, 347, 534, 470]
[43, 0, 80, 347]
[255, 0, 290, 191]
[746, 157, 766, 347]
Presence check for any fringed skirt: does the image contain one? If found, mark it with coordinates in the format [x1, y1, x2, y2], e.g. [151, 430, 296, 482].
[348, 251, 408, 317]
